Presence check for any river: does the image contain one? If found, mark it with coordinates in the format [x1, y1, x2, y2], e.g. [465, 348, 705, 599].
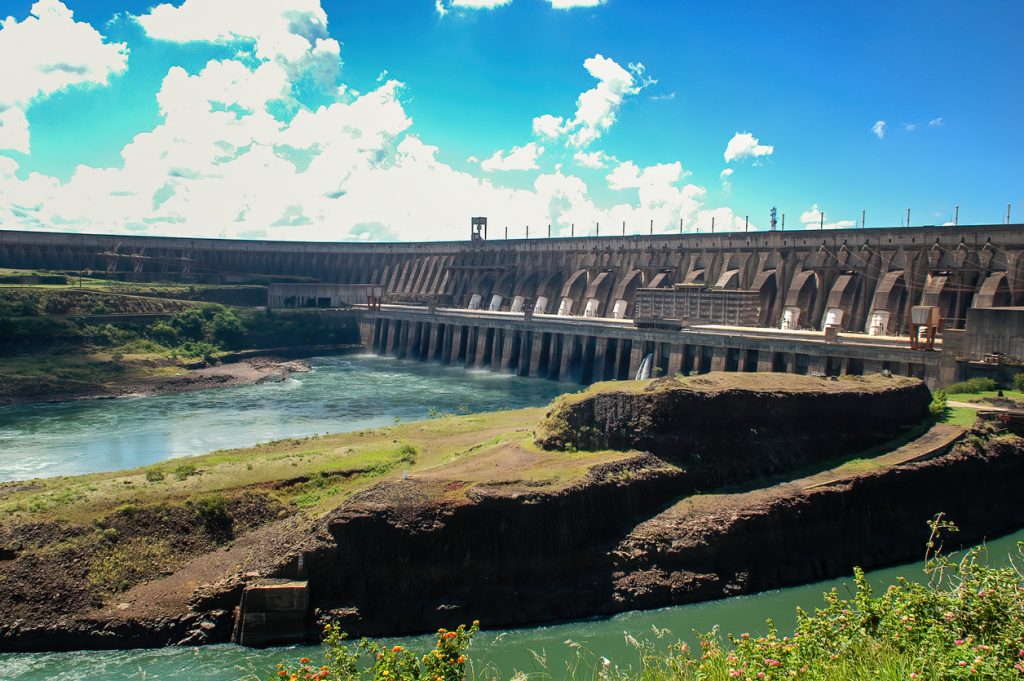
[1, 355, 1020, 680]
[0, 355, 569, 481]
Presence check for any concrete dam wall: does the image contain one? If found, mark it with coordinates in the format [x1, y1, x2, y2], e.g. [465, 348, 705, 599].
[4, 225, 1024, 334]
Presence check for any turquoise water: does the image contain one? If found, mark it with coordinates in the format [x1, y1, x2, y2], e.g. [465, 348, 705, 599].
[3, 529, 1021, 681]
[0, 355, 570, 481]
[1, 355, 1021, 679]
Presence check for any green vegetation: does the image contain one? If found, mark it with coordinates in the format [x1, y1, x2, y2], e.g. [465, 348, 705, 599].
[174, 463, 199, 480]
[0, 282, 357, 402]
[945, 377, 1000, 394]
[275, 622, 479, 681]
[269, 520, 1024, 680]
[0, 296, 347, 360]
[0, 407, 625, 522]
[87, 537, 174, 594]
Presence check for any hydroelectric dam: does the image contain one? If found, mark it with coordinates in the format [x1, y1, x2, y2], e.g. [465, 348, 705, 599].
[4, 222, 1024, 388]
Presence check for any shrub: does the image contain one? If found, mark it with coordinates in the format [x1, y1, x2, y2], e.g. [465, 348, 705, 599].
[145, 319, 179, 346]
[173, 463, 198, 480]
[144, 469, 165, 483]
[274, 621, 478, 681]
[929, 389, 948, 416]
[1014, 372, 1024, 393]
[87, 538, 173, 594]
[945, 377, 999, 394]
[189, 494, 232, 542]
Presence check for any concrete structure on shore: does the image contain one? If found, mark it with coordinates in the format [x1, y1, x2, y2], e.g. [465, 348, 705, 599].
[4, 224, 1024, 386]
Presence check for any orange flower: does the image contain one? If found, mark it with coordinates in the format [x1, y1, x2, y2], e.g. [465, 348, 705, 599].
[393, 645, 403, 652]
[299, 657, 310, 664]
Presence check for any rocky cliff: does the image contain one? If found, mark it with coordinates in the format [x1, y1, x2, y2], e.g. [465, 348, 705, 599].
[535, 373, 930, 487]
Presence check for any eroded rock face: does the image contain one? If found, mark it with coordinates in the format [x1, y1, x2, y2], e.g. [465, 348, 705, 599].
[610, 433, 1024, 610]
[535, 374, 931, 487]
[303, 454, 685, 636]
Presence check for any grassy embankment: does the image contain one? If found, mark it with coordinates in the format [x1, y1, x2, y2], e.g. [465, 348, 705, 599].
[0, 405, 633, 520]
[0, 405, 638, 609]
[0, 281, 353, 401]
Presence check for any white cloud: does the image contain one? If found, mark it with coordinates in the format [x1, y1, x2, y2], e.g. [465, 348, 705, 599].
[480, 142, 543, 171]
[902, 122, 917, 132]
[723, 131, 774, 163]
[0, 2, 746, 242]
[135, 0, 341, 86]
[435, 0, 513, 15]
[536, 54, 652, 149]
[799, 203, 854, 230]
[871, 120, 886, 139]
[532, 113, 564, 139]
[573, 150, 609, 169]
[547, 0, 608, 7]
[649, 91, 676, 102]
[0, 0, 128, 152]
[929, 117, 944, 127]
[437, 0, 602, 13]
[719, 167, 733, 191]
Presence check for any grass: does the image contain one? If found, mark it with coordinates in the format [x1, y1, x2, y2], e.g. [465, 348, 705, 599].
[947, 389, 1024, 404]
[0, 407, 635, 522]
[551, 372, 922, 409]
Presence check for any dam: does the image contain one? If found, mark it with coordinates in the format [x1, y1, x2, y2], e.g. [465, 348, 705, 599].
[3, 222, 1024, 387]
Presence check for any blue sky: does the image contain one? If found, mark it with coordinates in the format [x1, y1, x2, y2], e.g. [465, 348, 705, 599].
[0, 0, 1021, 241]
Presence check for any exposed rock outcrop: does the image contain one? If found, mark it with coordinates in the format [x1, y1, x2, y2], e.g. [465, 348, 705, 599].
[536, 373, 930, 487]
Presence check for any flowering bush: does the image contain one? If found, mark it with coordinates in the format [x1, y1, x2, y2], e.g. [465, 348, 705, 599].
[272, 621, 478, 681]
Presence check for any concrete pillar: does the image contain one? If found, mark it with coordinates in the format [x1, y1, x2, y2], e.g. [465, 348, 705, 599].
[372, 319, 384, 354]
[474, 328, 491, 369]
[710, 347, 728, 372]
[427, 323, 441, 361]
[592, 338, 610, 382]
[757, 352, 774, 373]
[464, 326, 478, 367]
[516, 331, 531, 376]
[358, 319, 375, 350]
[385, 320, 399, 355]
[558, 335, 575, 381]
[789, 352, 799, 373]
[668, 346, 684, 377]
[490, 329, 504, 372]
[547, 334, 564, 380]
[500, 332, 517, 372]
[578, 336, 594, 383]
[408, 322, 419, 359]
[420, 323, 432, 359]
[615, 342, 631, 380]
[529, 334, 545, 378]
[440, 324, 453, 365]
[806, 354, 826, 375]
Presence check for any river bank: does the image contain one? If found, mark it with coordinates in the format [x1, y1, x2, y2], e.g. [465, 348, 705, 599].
[0, 345, 360, 407]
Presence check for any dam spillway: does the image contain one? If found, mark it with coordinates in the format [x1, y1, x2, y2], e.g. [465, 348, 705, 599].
[4, 223, 1024, 387]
